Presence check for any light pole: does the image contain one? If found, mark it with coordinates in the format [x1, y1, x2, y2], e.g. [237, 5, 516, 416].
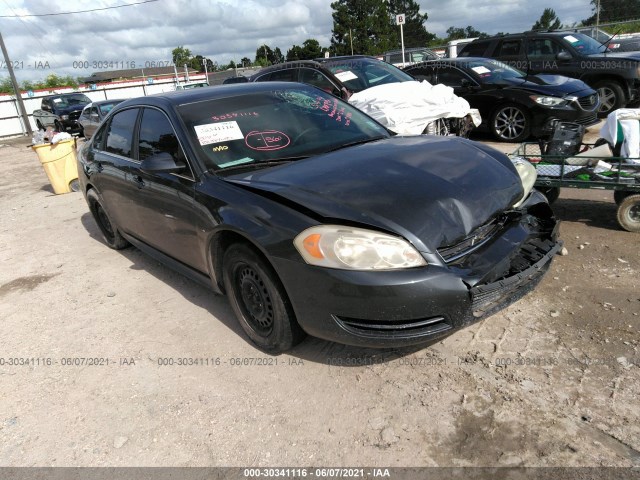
[347, 28, 354, 55]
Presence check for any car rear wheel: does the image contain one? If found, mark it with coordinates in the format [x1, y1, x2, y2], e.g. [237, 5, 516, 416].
[223, 243, 305, 353]
[490, 104, 530, 142]
[595, 81, 625, 117]
[616, 194, 640, 232]
[86, 189, 130, 249]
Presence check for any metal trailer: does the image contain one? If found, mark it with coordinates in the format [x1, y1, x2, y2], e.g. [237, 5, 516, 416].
[511, 142, 640, 232]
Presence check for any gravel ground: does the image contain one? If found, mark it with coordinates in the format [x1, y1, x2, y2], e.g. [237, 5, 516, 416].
[0, 124, 638, 469]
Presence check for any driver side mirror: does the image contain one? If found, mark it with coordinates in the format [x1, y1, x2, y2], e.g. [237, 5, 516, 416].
[556, 51, 572, 62]
[140, 152, 185, 174]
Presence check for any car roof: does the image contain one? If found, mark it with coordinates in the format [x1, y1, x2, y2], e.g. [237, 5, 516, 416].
[407, 57, 489, 68]
[114, 82, 316, 110]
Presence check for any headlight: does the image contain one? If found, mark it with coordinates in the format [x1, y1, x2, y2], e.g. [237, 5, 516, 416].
[530, 95, 566, 107]
[294, 225, 427, 270]
[510, 157, 537, 208]
[61, 115, 69, 120]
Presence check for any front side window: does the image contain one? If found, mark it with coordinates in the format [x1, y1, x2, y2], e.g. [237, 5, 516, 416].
[178, 87, 389, 172]
[437, 68, 470, 87]
[138, 108, 185, 165]
[105, 108, 139, 158]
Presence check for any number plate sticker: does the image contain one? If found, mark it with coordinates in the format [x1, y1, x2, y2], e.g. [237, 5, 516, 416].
[194, 121, 244, 145]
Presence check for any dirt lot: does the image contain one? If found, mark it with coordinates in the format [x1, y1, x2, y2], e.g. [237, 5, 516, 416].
[0, 125, 638, 469]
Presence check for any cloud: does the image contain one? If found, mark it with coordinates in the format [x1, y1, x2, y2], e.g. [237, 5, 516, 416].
[0, 0, 597, 82]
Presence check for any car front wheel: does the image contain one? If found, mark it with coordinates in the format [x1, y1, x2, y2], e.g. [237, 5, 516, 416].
[223, 243, 305, 353]
[490, 104, 530, 142]
[595, 81, 625, 117]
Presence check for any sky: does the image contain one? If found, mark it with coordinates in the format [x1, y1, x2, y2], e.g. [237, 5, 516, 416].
[0, 0, 595, 83]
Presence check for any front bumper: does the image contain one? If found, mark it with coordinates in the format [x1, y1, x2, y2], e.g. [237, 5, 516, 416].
[273, 192, 560, 348]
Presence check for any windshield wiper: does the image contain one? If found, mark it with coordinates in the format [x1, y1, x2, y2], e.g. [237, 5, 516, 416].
[216, 157, 308, 174]
[325, 135, 388, 153]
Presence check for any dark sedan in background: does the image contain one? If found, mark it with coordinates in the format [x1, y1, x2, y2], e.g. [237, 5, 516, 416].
[78, 99, 124, 139]
[404, 58, 599, 142]
[250, 55, 415, 98]
[78, 83, 560, 353]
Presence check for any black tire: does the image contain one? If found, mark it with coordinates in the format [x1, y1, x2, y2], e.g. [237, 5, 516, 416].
[614, 190, 633, 206]
[595, 81, 625, 117]
[54, 120, 63, 132]
[616, 194, 640, 232]
[223, 243, 305, 353]
[490, 103, 530, 142]
[86, 189, 129, 249]
[538, 187, 561, 205]
[36, 120, 44, 130]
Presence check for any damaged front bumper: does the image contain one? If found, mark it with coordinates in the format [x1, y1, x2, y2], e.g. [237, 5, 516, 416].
[271, 190, 561, 348]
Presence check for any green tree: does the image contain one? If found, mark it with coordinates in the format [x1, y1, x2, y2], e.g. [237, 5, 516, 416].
[255, 44, 284, 65]
[387, 0, 436, 48]
[172, 46, 192, 67]
[286, 44, 305, 61]
[445, 25, 488, 41]
[532, 8, 562, 30]
[330, 0, 396, 56]
[301, 39, 323, 58]
[583, 0, 640, 24]
[240, 57, 252, 67]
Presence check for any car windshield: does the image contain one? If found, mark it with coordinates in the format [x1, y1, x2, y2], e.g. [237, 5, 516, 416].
[98, 101, 123, 116]
[463, 59, 526, 83]
[50, 94, 91, 107]
[562, 33, 609, 54]
[323, 58, 414, 93]
[178, 87, 390, 172]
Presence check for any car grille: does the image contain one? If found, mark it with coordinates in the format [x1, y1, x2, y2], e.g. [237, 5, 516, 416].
[471, 237, 560, 317]
[334, 315, 452, 338]
[576, 94, 598, 111]
[573, 113, 598, 126]
[437, 216, 506, 262]
[69, 111, 81, 121]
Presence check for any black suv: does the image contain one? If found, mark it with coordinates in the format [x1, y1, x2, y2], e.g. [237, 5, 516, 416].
[458, 31, 640, 116]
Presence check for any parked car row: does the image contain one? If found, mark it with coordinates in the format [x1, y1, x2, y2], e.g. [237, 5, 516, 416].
[457, 31, 640, 116]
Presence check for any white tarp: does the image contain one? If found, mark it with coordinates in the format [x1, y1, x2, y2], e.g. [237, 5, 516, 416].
[600, 108, 640, 164]
[348, 80, 482, 135]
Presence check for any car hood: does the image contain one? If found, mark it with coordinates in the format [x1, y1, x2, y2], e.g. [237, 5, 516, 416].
[500, 75, 592, 96]
[224, 136, 523, 253]
[54, 104, 89, 115]
[587, 51, 640, 61]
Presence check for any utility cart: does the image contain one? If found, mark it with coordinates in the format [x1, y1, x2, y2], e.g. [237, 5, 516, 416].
[510, 142, 640, 232]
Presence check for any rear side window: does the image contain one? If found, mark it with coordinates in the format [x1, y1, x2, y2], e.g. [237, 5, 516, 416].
[266, 69, 297, 82]
[496, 40, 522, 56]
[299, 68, 341, 96]
[138, 108, 185, 165]
[459, 41, 490, 57]
[406, 66, 436, 83]
[105, 108, 138, 158]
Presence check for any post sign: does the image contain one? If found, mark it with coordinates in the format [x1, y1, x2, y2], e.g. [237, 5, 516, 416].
[396, 14, 406, 67]
[147, 77, 154, 84]
[396, 14, 405, 25]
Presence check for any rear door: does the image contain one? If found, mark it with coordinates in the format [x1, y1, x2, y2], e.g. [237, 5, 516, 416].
[125, 107, 208, 272]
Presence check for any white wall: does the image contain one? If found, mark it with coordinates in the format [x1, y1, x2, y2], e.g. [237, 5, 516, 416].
[0, 73, 206, 137]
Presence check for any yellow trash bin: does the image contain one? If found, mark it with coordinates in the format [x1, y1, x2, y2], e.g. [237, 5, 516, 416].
[32, 138, 79, 195]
